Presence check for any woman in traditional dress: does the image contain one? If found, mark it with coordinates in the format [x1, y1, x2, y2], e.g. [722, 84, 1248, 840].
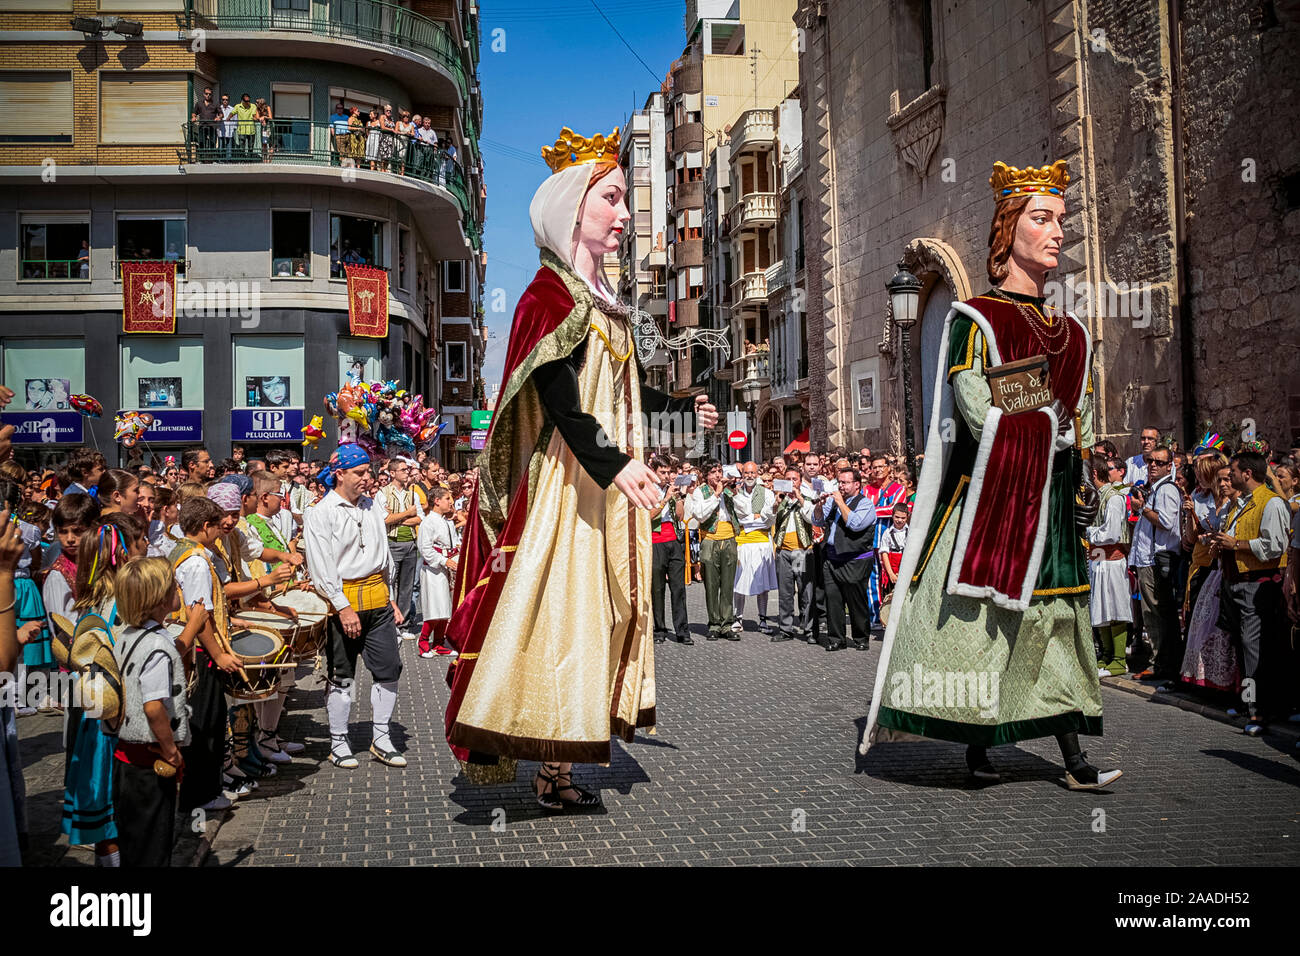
[1180, 461, 1241, 692]
[443, 126, 717, 809]
[861, 160, 1122, 790]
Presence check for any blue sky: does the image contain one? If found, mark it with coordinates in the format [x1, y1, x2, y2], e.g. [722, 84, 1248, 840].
[476, 0, 690, 393]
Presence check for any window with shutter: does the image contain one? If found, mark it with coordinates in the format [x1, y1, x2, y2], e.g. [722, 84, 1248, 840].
[0, 72, 73, 143]
[100, 73, 187, 144]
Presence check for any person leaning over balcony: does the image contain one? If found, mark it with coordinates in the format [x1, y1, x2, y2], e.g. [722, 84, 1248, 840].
[191, 86, 220, 157]
[377, 104, 396, 171]
[256, 98, 275, 163]
[364, 109, 382, 170]
[393, 109, 414, 176]
[330, 102, 350, 165]
[217, 93, 236, 158]
[78, 240, 90, 279]
[416, 116, 436, 179]
[233, 93, 259, 158]
[443, 137, 457, 183]
[346, 107, 366, 167]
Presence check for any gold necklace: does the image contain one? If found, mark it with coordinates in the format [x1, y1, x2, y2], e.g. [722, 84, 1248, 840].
[992, 290, 1071, 357]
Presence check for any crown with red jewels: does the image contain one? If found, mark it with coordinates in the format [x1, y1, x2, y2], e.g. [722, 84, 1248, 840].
[541, 126, 621, 174]
[990, 160, 1070, 201]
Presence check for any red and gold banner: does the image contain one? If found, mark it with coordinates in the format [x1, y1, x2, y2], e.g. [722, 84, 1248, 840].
[121, 261, 177, 333]
[345, 263, 389, 338]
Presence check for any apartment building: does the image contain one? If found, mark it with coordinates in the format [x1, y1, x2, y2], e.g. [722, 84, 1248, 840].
[0, 0, 488, 469]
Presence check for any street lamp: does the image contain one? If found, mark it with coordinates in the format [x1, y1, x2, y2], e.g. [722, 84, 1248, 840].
[886, 261, 922, 463]
[740, 375, 762, 464]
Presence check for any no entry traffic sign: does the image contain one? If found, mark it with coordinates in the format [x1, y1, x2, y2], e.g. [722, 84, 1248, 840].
[728, 430, 747, 449]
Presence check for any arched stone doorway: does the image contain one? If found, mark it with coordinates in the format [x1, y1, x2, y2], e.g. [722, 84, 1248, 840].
[893, 238, 974, 451]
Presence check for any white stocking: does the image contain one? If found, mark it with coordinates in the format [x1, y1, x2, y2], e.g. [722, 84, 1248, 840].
[370, 680, 398, 748]
[257, 694, 286, 736]
[326, 682, 354, 756]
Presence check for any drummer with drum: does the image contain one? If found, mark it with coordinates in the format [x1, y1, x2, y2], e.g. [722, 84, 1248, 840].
[169, 492, 246, 812]
[303, 444, 407, 769]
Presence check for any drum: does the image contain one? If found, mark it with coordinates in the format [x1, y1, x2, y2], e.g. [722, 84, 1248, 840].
[271, 588, 330, 660]
[224, 627, 294, 701]
[234, 610, 298, 648]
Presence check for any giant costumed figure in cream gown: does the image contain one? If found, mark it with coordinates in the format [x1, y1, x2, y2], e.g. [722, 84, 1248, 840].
[444, 126, 718, 809]
[861, 160, 1122, 790]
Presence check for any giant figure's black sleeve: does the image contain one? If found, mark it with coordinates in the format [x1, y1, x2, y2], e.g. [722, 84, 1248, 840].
[532, 338, 700, 489]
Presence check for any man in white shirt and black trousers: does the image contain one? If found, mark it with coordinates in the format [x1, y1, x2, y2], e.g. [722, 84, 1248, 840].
[303, 444, 407, 769]
[1127, 446, 1183, 684]
[814, 465, 876, 651]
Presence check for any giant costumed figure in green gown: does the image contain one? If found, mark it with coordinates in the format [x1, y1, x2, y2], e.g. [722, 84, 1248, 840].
[861, 159, 1123, 790]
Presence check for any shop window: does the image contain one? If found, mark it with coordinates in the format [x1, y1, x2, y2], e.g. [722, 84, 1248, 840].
[271, 210, 311, 277]
[338, 338, 382, 387]
[3, 338, 84, 409]
[121, 336, 204, 410]
[330, 213, 385, 277]
[233, 335, 305, 408]
[116, 215, 186, 277]
[20, 215, 89, 280]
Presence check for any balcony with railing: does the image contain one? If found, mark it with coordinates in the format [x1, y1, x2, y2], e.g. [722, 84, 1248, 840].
[179, 120, 474, 256]
[765, 259, 788, 296]
[727, 192, 778, 236]
[669, 52, 703, 96]
[730, 271, 768, 309]
[730, 350, 771, 390]
[668, 238, 703, 269]
[782, 143, 803, 188]
[730, 108, 775, 157]
[670, 122, 704, 154]
[181, 0, 468, 104]
[670, 179, 704, 211]
[673, 297, 700, 328]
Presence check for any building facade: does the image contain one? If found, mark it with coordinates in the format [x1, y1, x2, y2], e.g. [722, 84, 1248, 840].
[794, 0, 1299, 454]
[1, 0, 487, 470]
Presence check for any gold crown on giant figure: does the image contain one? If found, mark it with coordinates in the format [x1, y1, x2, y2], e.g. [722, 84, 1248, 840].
[541, 126, 621, 174]
[989, 160, 1070, 200]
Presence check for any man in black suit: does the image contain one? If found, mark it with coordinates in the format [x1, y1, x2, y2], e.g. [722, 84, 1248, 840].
[650, 455, 692, 644]
[814, 466, 876, 651]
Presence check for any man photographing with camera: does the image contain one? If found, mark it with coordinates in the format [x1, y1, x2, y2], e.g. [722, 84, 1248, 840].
[650, 455, 692, 645]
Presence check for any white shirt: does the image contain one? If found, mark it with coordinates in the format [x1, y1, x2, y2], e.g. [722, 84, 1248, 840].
[1124, 453, 1148, 487]
[1224, 492, 1291, 563]
[688, 486, 737, 525]
[416, 511, 459, 570]
[175, 546, 229, 610]
[1087, 485, 1127, 547]
[1189, 488, 1216, 535]
[775, 493, 816, 541]
[731, 484, 774, 533]
[42, 568, 74, 635]
[303, 489, 395, 612]
[1128, 475, 1182, 567]
[881, 524, 909, 554]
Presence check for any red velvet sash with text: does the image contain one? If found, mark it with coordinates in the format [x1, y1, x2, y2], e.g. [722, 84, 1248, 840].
[949, 296, 1088, 607]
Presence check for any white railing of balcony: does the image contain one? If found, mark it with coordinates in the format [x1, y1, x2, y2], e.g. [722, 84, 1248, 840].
[783, 144, 803, 186]
[730, 271, 768, 305]
[731, 108, 775, 154]
[766, 259, 787, 295]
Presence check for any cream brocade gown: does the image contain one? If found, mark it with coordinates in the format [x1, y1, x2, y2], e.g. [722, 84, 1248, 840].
[453, 305, 657, 755]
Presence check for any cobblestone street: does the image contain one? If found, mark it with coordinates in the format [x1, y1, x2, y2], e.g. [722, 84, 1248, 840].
[15, 585, 1300, 866]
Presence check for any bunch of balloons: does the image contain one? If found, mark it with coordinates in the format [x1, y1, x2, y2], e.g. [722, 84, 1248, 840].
[113, 410, 154, 447]
[322, 379, 443, 459]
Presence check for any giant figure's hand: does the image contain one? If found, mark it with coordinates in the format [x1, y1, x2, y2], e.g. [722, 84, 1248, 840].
[694, 394, 718, 430]
[613, 459, 664, 511]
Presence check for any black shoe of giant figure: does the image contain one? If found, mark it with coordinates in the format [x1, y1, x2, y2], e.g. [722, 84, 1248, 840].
[1064, 760, 1123, 790]
[965, 746, 1001, 783]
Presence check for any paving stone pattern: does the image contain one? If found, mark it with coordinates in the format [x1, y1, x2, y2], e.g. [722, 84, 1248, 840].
[16, 585, 1300, 866]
